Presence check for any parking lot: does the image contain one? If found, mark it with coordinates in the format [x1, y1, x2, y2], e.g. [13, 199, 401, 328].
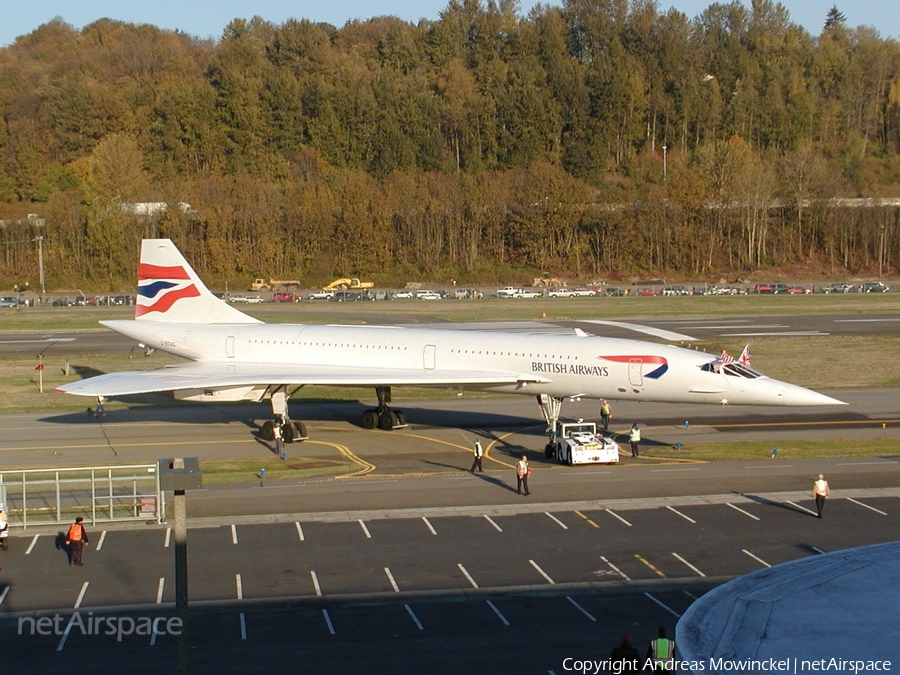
[2, 484, 897, 672]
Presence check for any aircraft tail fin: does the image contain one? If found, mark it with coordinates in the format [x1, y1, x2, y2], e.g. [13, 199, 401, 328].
[136, 239, 261, 324]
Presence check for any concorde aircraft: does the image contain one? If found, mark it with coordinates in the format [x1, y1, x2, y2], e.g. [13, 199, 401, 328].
[57, 239, 844, 443]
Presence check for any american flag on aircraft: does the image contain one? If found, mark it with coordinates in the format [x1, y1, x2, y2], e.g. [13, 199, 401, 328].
[712, 345, 751, 372]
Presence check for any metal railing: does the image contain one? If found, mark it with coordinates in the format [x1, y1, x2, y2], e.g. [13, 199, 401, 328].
[0, 464, 162, 529]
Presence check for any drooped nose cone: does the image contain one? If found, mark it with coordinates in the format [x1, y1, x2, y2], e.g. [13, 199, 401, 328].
[772, 381, 846, 406]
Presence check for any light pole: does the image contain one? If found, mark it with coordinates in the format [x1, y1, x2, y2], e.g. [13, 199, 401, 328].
[662, 145, 668, 183]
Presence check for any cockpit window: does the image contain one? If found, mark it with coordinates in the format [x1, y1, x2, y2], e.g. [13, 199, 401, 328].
[701, 361, 763, 378]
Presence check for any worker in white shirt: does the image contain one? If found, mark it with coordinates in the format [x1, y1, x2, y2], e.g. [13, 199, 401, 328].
[813, 474, 830, 519]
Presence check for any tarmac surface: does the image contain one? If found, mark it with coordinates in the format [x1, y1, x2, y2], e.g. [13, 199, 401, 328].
[1, 310, 898, 672]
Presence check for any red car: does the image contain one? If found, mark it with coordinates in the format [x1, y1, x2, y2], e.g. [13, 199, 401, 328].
[785, 286, 808, 294]
[635, 288, 659, 296]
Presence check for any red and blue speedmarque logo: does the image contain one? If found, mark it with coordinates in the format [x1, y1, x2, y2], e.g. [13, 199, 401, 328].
[599, 355, 669, 379]
[136, 264, 200, 316]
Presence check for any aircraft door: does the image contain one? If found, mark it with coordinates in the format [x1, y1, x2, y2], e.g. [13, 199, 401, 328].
[628, 359, 643, 387]
[226, 336, 235, 359]
[423, 344, 436, 370]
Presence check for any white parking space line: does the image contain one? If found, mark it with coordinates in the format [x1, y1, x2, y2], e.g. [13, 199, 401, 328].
[606, 509, 633, 527]
[483, 515, 503, 532]
[235, 574, 243, 600]
[457, 563, 479, 589]
[545, 512, 569, 529]
[486, 600, 510, 626]
[322, 609, 335, 635]
[422, 517, 437, 535]
[156, 577, 165, 604]
[529, 559, 555, 584]
[742, 549, 771, 568]
[385, 567, 400, 592]
[643, 591, 681, 618]
[311, 570, 322, 596]
[726, 503, 760, 520]
[601, 555, 630, 581]
[0, 587, 9, 606]
[672, 552, 706, 577]
[96, 530, 107, 551]
[566, 596, 596, 621]
[358, 519, 372, 538]
[405, 604, 424, 630]
[666, 506, 696, 524]
[164, 528, 171, 548]
[240, 613, 247, 640]
[295, 522, 305, 541]
[56, 615, 77, 651]
[25, 534, 39, 555]
[847, 498, 888, 515]
[231, 524, 239, 545]
[74, 581, 89, 609]
[786, 501, 818, 516]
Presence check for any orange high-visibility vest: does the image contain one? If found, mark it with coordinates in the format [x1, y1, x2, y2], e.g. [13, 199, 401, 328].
[68, 524, 83, 541]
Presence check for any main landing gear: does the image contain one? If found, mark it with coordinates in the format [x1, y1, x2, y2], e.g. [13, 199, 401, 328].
[361, 386, 408, 431]
[260, 388, 308, 443]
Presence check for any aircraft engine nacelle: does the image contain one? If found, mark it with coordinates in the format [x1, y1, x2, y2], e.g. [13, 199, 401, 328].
[174, 385, 267, 402]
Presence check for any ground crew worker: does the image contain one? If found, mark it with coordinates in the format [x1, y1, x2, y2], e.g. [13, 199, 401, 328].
[66, 516, 89, 567]
[600, 400, 612, 431]
[470, 439, 484, 473]
[273, 422, 283, 456]
[516, 455, 530, 495]
[646, 626, 675, 670]
[813, 474, 830, 518]
[629, 422, 641, 457]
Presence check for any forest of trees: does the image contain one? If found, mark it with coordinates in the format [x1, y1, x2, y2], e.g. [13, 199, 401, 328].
[1, 0, 899, 291]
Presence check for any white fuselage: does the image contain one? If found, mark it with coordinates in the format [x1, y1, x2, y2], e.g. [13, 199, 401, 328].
[102, 319, 836, 407]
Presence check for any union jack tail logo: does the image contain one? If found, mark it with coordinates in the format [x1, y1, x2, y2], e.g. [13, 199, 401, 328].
[136, 263, 200, 317]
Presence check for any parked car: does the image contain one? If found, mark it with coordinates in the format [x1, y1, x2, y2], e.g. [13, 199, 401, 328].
[570, 287, 596, 297]
[547, 287, 575, 298]
[784, 286, 809, 294]
[771, 284, 789, 294]
[635, 288, 659, 296]
[821, 283, 853, 294]
[604, 287, 624, 297]
[332, 291, 361, 302]
[0, 296, 18, 308]
[308, 290, 334, 300]
[862, 282, 889, 293]
[229, 295, 265, 304]
[753, 284, 773, 294]
[393, 290, 415, 299]
[662, 286, 689, 296]
[273, 292, 300, 302]
[417, 290, 442, 300]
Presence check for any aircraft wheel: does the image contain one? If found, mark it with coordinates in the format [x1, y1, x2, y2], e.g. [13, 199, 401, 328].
[361, 410, 378, 429]
[261, 420, 276, 441]
[394, 410, 407, 426]
[293, 421, 308, 440]
[281, 423, 296, 443]
[544, 442, 555, 458]
[378, 411, 397, 430]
